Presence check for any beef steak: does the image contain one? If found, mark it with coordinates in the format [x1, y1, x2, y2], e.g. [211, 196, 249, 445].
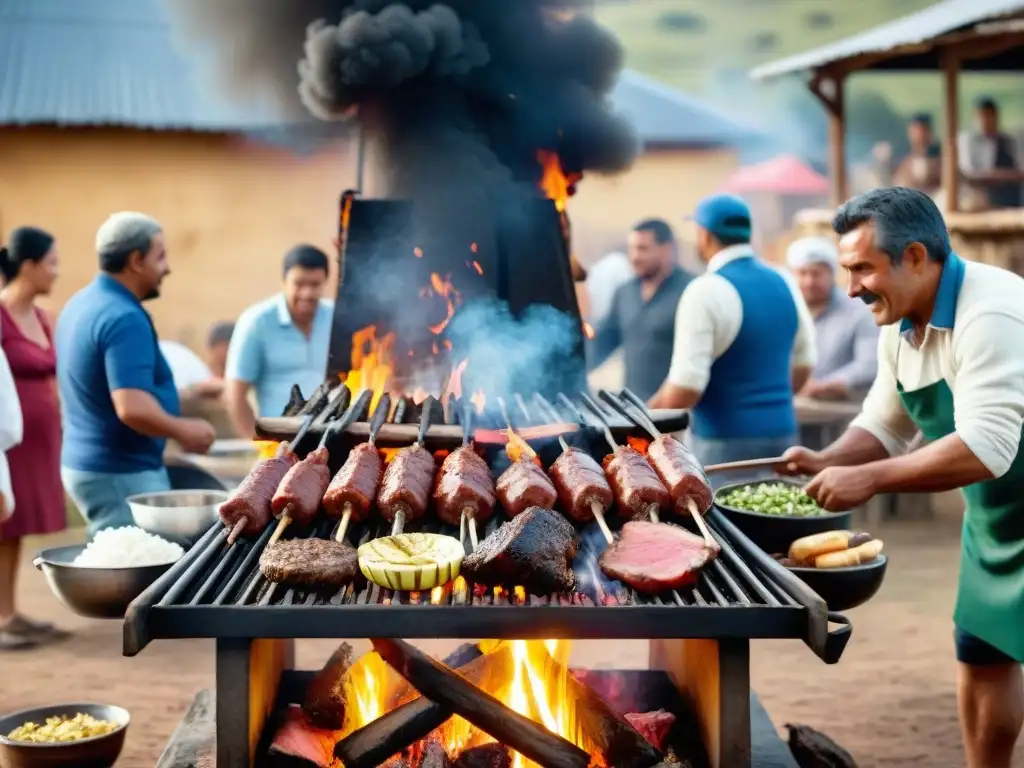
[462, 507, 577, 593]
[259, 538, 359, 589]
[599, 520, 718, 593]
[625, 710, 677, 751]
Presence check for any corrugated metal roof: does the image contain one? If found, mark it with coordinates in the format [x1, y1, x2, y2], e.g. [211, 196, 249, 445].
[0, 0, 761, 146]
[750, 0, 1024, 80]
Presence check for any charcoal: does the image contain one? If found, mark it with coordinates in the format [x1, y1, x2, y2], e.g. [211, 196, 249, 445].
[452, 744, 512, 768]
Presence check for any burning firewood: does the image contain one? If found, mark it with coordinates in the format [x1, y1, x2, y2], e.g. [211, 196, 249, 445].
[303, 643, 354, 730]
[421, 740, 453, 768]
[452, 743, 512, 768]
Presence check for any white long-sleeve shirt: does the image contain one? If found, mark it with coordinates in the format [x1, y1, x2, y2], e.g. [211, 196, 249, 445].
[666, 245, 817, 393]
[851, 256, 1024, 478]
[0, 345, 24, 516]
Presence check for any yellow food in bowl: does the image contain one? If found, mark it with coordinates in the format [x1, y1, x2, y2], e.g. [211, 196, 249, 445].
[7, 713, 118, 743]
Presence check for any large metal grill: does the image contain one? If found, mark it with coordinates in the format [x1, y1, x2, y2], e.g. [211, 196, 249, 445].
[124, 389, 849, 664]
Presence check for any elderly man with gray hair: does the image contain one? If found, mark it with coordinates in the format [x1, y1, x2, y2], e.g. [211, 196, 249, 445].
[787, 236, 879, 401]
[55, 212, 215, 536]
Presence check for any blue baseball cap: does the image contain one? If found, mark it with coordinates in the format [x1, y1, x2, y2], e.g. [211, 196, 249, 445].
[689, 194, 753, 241]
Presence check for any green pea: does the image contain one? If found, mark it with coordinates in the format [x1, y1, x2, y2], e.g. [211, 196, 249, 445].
[718, 482, 825, 517]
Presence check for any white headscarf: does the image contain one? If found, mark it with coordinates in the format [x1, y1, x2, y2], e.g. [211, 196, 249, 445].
[786, 236, 838, 272]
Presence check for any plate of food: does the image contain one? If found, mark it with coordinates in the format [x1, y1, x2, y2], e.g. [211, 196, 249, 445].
[0, 704, 129, 768]
[713, 479, 852, 554]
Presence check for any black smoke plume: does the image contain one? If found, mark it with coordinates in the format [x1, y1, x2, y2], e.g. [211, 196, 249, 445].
[165, 0, 639, 203]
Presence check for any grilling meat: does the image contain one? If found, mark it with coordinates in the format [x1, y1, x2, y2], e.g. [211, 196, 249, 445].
[625, 710, 677, 751]
[462, 507, 577, 593]
[453, 744, 512, 768]
[272, 446, 332, 526]
[259, 538, 359, 589]
[267, 706, 337, 768]
[303, 643, 353, 730]
[549, 447, 614, 522]
[377, 444, 436, 523]
[602, 446, 671, 519]
[496, 459, 557, 517]
[646, 435, 713, 515]
[219, 452, 297, 538]
[434, 446, 496, 526]
[599, 520, 719, 593]
[323, 442, 382, 523]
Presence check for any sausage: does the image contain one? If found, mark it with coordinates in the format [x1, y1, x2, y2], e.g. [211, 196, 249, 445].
[646, 435, 713, 515]
[548, 447, 614, 523]
[271, 447, 331, 526]
[377, 445, 436, 522]
[323, 443, 382, 522]
[434, 446, 496, 526]
[496, 459, 557, 517]
[219, 453, 297, 538]
[602, 446, 671, 519]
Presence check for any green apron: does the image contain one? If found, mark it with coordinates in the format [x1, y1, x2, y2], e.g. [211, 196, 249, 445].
[898, 377, 1024, 662]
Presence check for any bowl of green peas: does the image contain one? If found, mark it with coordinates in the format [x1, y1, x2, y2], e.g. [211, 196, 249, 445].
[713, 479, 853, 555]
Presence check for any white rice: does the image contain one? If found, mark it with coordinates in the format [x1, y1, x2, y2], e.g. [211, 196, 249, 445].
[72, 526, 185, 568]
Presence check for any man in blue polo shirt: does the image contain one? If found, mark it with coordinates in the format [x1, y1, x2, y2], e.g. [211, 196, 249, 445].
[648, 194, 816, 476]
[225, 245, 334, 438]
[56, 212, 216, 536]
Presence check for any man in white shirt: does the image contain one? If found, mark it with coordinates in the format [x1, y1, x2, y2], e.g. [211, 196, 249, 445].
[648, 194, 816, 470]
[782, 187, 1024, 768]
[957, 96, 1022, 209]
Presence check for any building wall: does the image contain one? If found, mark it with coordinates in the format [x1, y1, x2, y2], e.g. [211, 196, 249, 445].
[0, 127, 738, 350]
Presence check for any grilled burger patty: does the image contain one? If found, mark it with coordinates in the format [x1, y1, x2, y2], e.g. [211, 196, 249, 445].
[259, 538, 359, 589]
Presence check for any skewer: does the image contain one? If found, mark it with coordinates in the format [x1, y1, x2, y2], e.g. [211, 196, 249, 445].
[459, 403, 479, 549]
[324, 389, 382, 545]
[687, 498, 716, 548]
[579, 393, 663, 527]
[390, 399, 436, 536]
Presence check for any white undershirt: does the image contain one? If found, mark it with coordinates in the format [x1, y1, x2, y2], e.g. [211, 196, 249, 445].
[666, 245, 817, 393]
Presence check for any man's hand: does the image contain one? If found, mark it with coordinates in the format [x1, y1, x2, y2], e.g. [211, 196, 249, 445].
[800, 379, 848, 401]
[192, 378, 226, 398]
[175, 418, 216, 454]
[776, 446, 827, 476]
[804, 466, 878, 511]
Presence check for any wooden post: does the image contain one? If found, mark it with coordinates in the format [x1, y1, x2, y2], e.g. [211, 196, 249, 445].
[941, 48, 961, 213]
[810, 71, 847, 206]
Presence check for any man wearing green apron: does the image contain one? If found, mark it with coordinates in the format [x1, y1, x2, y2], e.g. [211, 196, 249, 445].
[781, 187, 1024, 768]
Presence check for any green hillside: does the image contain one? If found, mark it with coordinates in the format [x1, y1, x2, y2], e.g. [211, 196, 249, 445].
[594, 0, 1024, 133]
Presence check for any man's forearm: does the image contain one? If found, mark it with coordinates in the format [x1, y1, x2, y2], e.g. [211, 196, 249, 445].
[791, 365, 812, 394]
[112, 389, 186, 441]
[649, 383, 700, 410]
[820, 426, 891, 467]
[868, 434, 993, 494]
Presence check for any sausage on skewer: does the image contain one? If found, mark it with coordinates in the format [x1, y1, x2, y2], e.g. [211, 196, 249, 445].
[268, 421, 339, 546]
[434, 405, 494, 548]
[496, 458, 557, 517]
[376, 399, 437, 535]
[549, 445, 615, 539]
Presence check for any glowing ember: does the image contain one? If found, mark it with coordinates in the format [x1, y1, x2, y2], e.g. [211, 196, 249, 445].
[343, 325, 395, 414]
[506, 430, 541, 466]
[420, 272, 461, 335]
[380, 447, 401, 464]
[470, 242, 479, 253]
[414, 247, 424, 258]
[471, 260, 484, 275]
[627, 436, 650, 454]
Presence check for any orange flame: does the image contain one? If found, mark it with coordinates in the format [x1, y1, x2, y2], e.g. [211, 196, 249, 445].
[537, 150, 582, 213]
[470, 242, 479, 253]
[253, 440, 282, 459]
[420, 272, 461, 335]
[505, 429, 541, 466]
[471, 260, 484, 275]
[343, 325, 395, 414]
[627, 436, 650, 455]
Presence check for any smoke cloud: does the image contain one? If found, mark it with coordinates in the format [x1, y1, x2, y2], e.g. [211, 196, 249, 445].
[166, 0, 639, 202]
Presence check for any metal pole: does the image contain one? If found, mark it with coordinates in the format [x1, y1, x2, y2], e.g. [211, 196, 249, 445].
[355, 123, 366, 193]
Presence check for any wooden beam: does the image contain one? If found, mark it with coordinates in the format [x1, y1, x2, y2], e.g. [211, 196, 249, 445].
[941, 49, 961, 213]
[809, 71, 847, 206]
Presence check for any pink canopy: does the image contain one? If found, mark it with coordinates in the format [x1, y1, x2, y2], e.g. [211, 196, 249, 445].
[719, 155, 829, 196]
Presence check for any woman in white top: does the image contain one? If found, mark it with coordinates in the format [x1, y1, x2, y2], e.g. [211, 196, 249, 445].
[0, 344, 25, 649]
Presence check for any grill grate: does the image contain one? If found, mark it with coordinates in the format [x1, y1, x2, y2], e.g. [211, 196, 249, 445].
[123, 390, 814, 653]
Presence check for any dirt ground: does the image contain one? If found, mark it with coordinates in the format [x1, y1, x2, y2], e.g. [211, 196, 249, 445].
[2, 505, 1022, 768]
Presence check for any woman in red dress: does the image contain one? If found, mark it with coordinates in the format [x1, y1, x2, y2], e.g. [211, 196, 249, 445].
[0, 227, 67, 649]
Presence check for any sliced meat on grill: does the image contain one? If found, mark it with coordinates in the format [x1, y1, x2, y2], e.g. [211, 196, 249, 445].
[599, 520, 719, 593]
[462, 507, 577, 593]
[302, 643, 353, 730]
[323, 442, 382, 523]
[548, 447, 614, 522]
[625, 710, 677, 751]
[434, 446, 496, 526]
[377, 444, 436, 523]
[267, 705, 338, 768]
[646, 435, 713, 515]
[219, 452, 297, 538]
[496, 459, 557, 517]
[420, 740, 452, 768]
[259, 538, 359, 589]
[602, 446, 671, 519]
[452, 744, 512, 768]
[271, 446, 332, 526]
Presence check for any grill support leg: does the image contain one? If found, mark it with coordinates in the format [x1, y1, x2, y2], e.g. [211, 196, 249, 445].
[649, 638, 751, 768]
[215, 637, 294, 768]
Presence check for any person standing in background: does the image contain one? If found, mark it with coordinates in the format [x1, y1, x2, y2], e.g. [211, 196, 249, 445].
[160, 321, 234, 400]
[0, 227, 68, 647]
[225, 245, 333, 438]
[648, 194, 816, 471]
[585, 251, 633, 325]
[586, 220, 693, 401]
[56, 213, 215, 536]
[873, 114, 942, 195]
[0, 307, 26, 649]
[787, 236, 878, 400]
[206, 321, 234, 381]
[959, 97, 1022, 209]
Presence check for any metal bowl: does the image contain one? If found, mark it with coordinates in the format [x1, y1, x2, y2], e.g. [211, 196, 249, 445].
[0, 703, 129, 768]
[33, 545, 174, 620]
[128, 489, 229, 545]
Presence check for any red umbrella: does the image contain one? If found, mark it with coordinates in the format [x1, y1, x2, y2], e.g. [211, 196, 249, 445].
[719, 155, 829, 196]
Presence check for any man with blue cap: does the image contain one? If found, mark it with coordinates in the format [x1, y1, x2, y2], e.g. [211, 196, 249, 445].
[648, 194, 816, 470]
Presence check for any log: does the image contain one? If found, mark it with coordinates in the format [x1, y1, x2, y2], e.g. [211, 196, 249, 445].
[371, 638, 590, 768]
[335, 644, 512, 768]
[388, 643, 482, 707]
[303, 643, 354, 730]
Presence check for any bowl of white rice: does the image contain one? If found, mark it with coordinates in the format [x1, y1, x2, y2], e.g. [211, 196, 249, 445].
[34, 527, 185, 620]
